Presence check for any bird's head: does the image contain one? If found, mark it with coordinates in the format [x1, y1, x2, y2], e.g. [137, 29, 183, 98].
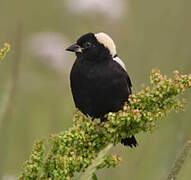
[66, 32, 117, 61]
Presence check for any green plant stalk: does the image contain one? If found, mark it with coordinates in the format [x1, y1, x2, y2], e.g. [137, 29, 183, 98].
[80, 144, 113, 180]
[20, 69, 191, 180]
[0, 43, 11, 178]
[0, 28, 20, 178]
[166, 139, 191, 180]
[0, 84, 12, 127]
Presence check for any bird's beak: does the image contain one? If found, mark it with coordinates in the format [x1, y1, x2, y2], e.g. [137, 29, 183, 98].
[65, 43, 83, 53]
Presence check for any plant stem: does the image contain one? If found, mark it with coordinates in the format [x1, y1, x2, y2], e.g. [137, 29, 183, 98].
[80, 144, 113, 180]
[0, 24, 22, 178]
[166, 139, 191, 180]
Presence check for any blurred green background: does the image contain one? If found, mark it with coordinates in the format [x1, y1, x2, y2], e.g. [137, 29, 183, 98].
[0, 0, 191, 179]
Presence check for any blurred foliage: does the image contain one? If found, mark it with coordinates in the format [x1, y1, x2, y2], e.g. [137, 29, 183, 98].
[0, 43, 10, 62]
[20, 69, 191, 180]
[0, 0, 191, 179]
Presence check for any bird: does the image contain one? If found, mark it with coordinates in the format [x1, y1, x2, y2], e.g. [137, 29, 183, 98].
[66, 32, 137, 147]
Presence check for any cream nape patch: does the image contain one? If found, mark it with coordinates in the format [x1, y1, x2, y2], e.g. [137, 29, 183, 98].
[95, 32, 117, 57]
[95, 32, 126, 71]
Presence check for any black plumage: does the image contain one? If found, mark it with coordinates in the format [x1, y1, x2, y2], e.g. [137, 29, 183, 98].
[66, 32, 137, 147]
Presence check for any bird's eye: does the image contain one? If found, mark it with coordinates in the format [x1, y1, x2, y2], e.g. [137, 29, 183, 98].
[84, 42, 92, 49]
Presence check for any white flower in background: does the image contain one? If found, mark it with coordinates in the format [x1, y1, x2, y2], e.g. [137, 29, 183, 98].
[65, 0, 125, 19]
[28, 32, 72, 75]
[3, 175, 16, 180]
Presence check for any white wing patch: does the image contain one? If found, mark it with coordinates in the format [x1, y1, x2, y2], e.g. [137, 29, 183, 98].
[113, 56, 126, 71]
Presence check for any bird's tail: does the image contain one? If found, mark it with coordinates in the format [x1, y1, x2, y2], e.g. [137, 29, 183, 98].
[121, 135, 137, 148]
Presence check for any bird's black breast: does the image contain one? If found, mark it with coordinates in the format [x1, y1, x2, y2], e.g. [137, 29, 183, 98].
[70, 58, 132, 118]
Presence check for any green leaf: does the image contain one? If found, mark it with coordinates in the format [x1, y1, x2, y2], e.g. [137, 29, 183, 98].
[92, 173, 98, 180]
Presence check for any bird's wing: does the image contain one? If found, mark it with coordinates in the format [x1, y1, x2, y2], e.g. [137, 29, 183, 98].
[110, 58, 132, 96]
[113, 56, 126, 71]
[113, 56, 132, 89]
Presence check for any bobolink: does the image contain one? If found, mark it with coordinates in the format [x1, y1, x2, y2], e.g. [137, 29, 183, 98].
[66, 32, 137, 147]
